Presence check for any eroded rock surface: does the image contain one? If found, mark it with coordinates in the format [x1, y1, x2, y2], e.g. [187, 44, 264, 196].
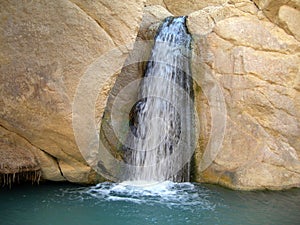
[1, 0, 299, 189]
[186, 0, 300, 190]
[0, 0, 144, 183]
[109, 0, 299, 190]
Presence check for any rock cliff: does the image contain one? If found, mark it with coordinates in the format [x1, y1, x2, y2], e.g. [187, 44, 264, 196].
[1, 0, 299, 190]
[102, 0, 300, 190]
[0, 0, 144, 184]
[186, 0, 300, 190]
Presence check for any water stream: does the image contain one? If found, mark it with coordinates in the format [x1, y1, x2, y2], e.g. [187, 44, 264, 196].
[126, 16, 194, 182]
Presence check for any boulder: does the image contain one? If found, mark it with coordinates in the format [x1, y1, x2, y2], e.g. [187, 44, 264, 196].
[253, 0, 300, 41]
[278, 5, 300, 41]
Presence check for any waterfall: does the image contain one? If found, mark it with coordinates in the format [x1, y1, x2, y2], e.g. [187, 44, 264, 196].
[126, 16, 194, 182]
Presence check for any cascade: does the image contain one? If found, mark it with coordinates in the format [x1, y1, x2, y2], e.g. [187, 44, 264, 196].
[126, 16, 194, 182]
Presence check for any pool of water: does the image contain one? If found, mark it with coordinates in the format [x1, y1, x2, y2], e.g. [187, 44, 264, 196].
[1, 181, 299, 225]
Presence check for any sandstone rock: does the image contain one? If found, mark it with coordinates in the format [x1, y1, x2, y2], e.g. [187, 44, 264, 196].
[139, 5, 173, 40]
[144, 0, 166, 8]
[253, 0, 300, 40]
[1, 0, 300, 190]
[214, 16, 300, 53]
[253, 0, 300, 16]
[58, 160, 92, 183]
[69, 0, 144, 46]
[146, 0, 257, 19]
[77, 0, 300, 189]
[187, 10, 215, 36]
[32, 149, 65, 181]
[278, 5, 300, 41]
[231, 0, 259, 14]
[99, 5, 173, 169]
[188, 1, 300, 190]
[0, 0, 144, 183]
[0, 125, 64, 182]
[0, 140, 41, 185]
[186, 3, 249, 37]
[163, 0, 228, 15]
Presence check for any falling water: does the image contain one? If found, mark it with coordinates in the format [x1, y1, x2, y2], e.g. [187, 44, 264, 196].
[126, 16, 194, 182]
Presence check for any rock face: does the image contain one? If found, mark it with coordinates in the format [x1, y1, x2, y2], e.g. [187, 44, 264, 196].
[0, 126, 41, 186]
[1, 0, 299, 190]
[253, 0, 300, 41]
[99, 5, 173, 174]
[186, 0, 300, 190]
[142, 0, 300, 190]
[145, 0, 228, 15]
[0, 0, 144, 184]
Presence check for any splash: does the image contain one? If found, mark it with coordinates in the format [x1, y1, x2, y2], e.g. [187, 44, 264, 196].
[61, 181, 215, 210]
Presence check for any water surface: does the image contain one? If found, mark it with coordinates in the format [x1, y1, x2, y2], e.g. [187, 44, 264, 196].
[1, 182, 299, 225]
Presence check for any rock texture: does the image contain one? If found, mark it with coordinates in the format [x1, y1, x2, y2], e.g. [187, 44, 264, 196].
[186, 0, 300, 190]
[145, 0, 228, 15]
[253, 0, 300, 41]
[0, 0, 144, 184]
[134, 0, 300, 190]
[1, 0, 299, 190]
[0, 126, 41, 186]
[99, 0, 300, 190]
[99, 5, 173, 166]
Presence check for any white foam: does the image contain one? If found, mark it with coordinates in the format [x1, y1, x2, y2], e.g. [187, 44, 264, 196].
[120, 180, 161, 187]
[72, 181, 215, 210]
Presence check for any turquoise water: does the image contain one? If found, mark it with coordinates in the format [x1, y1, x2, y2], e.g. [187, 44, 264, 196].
[1, 181, 300, 225]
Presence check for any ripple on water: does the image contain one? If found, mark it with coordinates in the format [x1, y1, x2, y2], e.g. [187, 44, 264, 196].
[2, 182, 300, 225]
